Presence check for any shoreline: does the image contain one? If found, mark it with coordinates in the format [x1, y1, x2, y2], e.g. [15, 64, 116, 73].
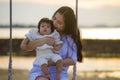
[0, 28, 120, 39]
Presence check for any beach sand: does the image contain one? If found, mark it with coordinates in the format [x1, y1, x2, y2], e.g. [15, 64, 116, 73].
[1, 69, 120, 80]
[0, 56, 120, 80]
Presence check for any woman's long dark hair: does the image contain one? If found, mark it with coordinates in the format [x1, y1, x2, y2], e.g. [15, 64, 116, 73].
[53, 6, 83, 62]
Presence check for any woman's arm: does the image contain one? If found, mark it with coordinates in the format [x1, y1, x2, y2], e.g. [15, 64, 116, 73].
[20, 38, 31, 51]
[49, 36, 77, 67]
[53, 44, 75, 66]
[20, 37, 55, 51]
[48, 58, 75, 67]
[62, 58, 75, 66]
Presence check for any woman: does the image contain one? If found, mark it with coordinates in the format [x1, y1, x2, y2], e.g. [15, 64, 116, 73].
[20, 6, 83, 80]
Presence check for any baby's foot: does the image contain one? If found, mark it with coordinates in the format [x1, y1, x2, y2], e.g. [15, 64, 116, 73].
[45, 74, 50, 80]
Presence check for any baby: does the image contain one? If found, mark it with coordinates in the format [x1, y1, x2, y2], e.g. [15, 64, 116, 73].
[25, 18, 63, 80]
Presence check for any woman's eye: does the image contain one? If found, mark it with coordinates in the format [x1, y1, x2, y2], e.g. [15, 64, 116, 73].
[53, 17, 56, 20]
[47, 26, 50, 28]
[41, 26, 44, 28]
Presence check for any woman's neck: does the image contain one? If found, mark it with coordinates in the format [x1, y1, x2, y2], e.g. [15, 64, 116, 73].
[59, 32, 64, 36]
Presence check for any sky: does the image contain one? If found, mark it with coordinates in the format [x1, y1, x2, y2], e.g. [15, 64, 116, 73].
[0, 0, 120, 27]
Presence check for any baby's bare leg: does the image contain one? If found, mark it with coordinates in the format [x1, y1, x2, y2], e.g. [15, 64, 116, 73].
[56, 60, 63, 80]
[41, 64, 50, 79]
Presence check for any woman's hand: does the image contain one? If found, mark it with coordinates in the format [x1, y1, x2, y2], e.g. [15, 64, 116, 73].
[45, 37, 55, 46]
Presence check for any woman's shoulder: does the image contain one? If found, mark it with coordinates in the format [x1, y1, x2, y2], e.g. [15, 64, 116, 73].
[63, 35, 74, 42]
[64, 35, 72, 39]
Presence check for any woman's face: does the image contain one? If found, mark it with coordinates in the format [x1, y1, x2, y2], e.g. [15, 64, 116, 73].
[52, 12, 65, 33]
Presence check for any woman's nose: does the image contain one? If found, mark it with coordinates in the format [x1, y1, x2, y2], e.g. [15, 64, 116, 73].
[53, 20, 57, 24]
[44, 26, 47, 28]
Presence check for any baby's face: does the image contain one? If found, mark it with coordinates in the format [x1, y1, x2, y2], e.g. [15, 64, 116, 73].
[39, 22, 51, 35]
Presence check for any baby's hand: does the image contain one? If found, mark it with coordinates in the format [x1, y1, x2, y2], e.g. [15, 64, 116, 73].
[53, 44, 61, 51]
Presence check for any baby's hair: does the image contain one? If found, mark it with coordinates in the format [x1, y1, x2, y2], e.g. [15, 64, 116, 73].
[38, 17, 54, 33]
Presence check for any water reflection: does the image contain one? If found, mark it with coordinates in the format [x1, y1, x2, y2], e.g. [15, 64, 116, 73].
[81, 28, 120, 40]
[0, 28, 120, 39]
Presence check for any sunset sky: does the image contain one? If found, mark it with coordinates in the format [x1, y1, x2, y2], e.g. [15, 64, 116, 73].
[0, 0, 120, 26]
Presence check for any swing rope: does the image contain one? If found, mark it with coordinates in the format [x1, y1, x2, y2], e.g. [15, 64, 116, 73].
[8, 0, 12, 80]
[73, 0, 78, 80]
